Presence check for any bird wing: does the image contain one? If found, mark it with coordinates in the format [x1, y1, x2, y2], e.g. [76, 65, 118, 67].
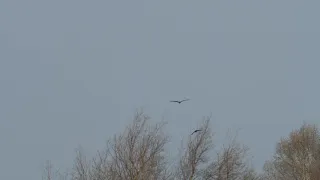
[181, 99, 190, 102]
[170, 100, 179, 103]
[191, 130, 199, 135]
[191, 129, 202, 135]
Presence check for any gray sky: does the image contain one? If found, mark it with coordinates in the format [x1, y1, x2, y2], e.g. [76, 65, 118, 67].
[1, 0, 320, 179]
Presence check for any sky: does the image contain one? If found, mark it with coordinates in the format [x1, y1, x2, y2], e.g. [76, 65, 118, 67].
[1, 0, 320, 179]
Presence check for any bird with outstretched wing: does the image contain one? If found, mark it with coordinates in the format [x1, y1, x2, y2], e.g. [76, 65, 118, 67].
[191, 129, 202, 135]
[170, 98, 190, 104]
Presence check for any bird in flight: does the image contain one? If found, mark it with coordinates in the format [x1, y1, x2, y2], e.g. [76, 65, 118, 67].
[170, 98, 190, 104]
[191, 129, 202, 135]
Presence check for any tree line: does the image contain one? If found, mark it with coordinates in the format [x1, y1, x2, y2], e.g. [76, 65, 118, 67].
[42, 110, 320, 180]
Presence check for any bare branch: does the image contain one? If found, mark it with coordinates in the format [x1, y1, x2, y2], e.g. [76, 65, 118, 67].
[71, 146, 91, 180]
[42, 111, 259, 180]
[42, 160, 69, 180]
[176, 117, 214, 180]
[105, 110, 170, 180]
[262, 122, 320, 180]
[202, 129, 255, 180]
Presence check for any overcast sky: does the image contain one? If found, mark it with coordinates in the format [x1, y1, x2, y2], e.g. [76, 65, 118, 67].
[1, 0, 320, 179]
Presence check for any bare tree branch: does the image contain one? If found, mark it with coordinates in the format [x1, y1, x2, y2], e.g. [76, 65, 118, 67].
[105, 110, 170, 180]
[42, 160, 69, 180]
[42, 111, 259, 180]
[262, 122, 320, 180]
[202, 130, 255, 180]
[71, 146, 91, 180]
[175, 117, 214, 180]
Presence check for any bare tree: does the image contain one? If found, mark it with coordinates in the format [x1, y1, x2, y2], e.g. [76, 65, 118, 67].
[261, 122, 320, 180]
[260, 160, 279, 180]
[42, 110, 258, 180]
[42, 160, 69, 180]
[89, 149, 110, 180]
[202, 130, 257, 180]
[104, 110, 170, 180]
[71, 146, 91, 180]
[42, 160, 54, 180]
[44, 110, 170, 180]
[175, 117, 214, 180]
[310, 159, 320, 180]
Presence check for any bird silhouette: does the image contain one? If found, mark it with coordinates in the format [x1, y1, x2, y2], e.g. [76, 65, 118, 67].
[170, 98, 190, 104]
[191, 129, 202, 135]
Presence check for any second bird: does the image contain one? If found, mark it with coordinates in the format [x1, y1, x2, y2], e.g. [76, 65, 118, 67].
[191, 129, 202, 135]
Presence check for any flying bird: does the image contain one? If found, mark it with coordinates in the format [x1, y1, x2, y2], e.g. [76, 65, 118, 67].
[170, 98, 190, 104]
[191, 129, 202, 135]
